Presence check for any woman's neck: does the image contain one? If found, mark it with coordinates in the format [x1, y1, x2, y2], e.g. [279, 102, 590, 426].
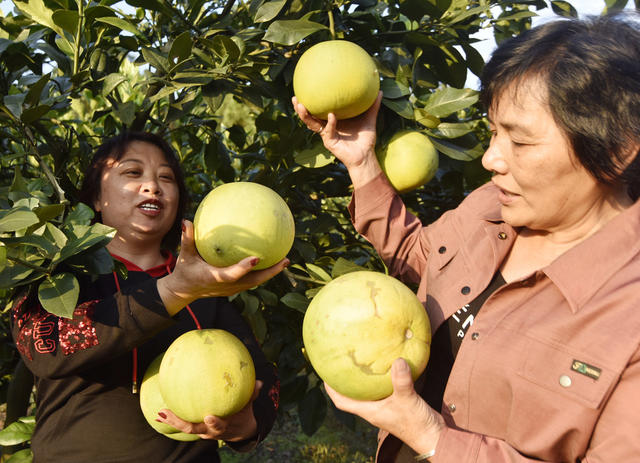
[106, 235, 166, 271]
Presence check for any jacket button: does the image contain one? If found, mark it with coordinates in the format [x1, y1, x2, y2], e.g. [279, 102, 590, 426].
[438, 246, 446, 254]
[447, 403, 457, 412]
[471, 332, 480, 340]
[559, 375, 572, 388]
[461, 286, 470, 295]
[498, 232, 507, 240]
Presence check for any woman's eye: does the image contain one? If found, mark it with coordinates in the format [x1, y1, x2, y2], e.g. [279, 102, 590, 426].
[125, 170, 141, 176]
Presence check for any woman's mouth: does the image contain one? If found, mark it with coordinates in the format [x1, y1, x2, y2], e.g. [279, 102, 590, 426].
[138, 200, 163, 216]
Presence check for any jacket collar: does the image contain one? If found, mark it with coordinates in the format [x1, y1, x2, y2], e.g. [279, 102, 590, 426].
[479, 182, 640, 313]
[111, 251, 177, 278]
[543, 198, 640, 313]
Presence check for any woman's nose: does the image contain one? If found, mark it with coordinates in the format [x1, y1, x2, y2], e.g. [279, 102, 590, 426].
[482, 139, 508, 175]
[141, 179, 161, 195]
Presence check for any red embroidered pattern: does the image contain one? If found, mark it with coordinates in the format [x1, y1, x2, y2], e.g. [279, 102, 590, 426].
[59, 300, 99, 355]
[13, 299, 100, 359]
[269, 376, 280, 411]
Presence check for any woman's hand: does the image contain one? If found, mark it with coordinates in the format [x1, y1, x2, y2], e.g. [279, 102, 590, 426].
[157, 220, 289, 316]
[325, 358, 445, 456]
[292, 92, 384, 189]
[156, 381, 262, 441]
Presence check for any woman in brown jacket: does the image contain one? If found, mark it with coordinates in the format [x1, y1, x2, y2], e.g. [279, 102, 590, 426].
[294, 12, 640, 463]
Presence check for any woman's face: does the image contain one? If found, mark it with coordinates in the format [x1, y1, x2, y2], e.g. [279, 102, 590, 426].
[481, 78, 615, 233]
[94, 141, 179, 247]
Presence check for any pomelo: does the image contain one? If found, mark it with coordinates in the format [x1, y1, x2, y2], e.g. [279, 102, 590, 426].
[302, 271, 431, 400]
[376, 131, 439, 193]
[159, 329, 256, 422]
[139, 353, 200, 441]
[193, 182, 294, 270]
[293, 40, 380, 120]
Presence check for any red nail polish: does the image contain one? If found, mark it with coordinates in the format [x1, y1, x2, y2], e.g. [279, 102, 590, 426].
[158, 412, 167, 419]
[181, 220, 186, 232]
[250, 257, 259, 266]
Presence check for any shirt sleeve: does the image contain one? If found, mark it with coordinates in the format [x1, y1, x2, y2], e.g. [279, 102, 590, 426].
[349, 173, 430, 286]
[11, 279, 174, 380]
[211, 299, 279, 452]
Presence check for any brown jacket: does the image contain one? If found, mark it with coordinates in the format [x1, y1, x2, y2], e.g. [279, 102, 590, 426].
[350, 174, 640, 462]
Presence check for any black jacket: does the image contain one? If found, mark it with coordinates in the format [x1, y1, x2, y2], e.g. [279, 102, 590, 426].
[11, 253, 279, 463]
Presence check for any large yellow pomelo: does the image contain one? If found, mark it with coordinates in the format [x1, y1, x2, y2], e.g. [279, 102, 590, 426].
[376, 131, 439, 193]
[302, 271, 431, 401]
[139, 353, 200, 441]
[193, 182, 295, 270]
[293, 40, 380, 120]
[158, 329, 256, 422]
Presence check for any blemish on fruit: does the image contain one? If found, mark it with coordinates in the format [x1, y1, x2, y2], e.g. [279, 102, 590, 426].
[240, 361, 248, 370]
[366, 281, 382, 318]
[405, 328, 413, 340]
[223, 372, 234, 390]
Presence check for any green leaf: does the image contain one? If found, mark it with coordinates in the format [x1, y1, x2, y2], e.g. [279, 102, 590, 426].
[294, 143, 334, 168]
[58, 223, 115, 262]
[45, 223, 68, 248]
[414, 108, 440, 128]
[382, 97, 414, 119]
[102, 73, 128, 96]
[24, 73, 50, 106]
[380, 79, 410, 99]
[263, 19, 328, 46]
[239, 291, 260, 315]
[550, 0, 578, 17]
[0, 209, 39, 232]
[298, 386, 327, 436]
[305, 263, 331, 282]
[603, 0, 630, 13]
[0, 418, 35, 445]
[14, 0, 64, 36]
[254, 0, 287, 23]
[141, 47, 168, 73]
[209, 35, 240, 65]
[331, 257, 367, 278]
[65, 203, 94, 226]
[435, 121, 475, 138]
[4, 94, 25, 119]
[1, 234, 59, 257]
[0, 245, 6, 273]
[256, 288, 279, 307]
[33, 203, 65, 223]
[280, 292, 309, 312]
[423, 87, 478, 118]
[168, 31, 192, 65]
[5, 448, 33, 463]
[96, 16, 144, 38]
[38, 272, 79, 318]
[430, 137, 483, 161]
[52, 9, 79, 36]
[21, 104, 51, 123]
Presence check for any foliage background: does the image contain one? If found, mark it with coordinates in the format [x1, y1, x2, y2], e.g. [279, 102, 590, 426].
[0, 0, 635, 460]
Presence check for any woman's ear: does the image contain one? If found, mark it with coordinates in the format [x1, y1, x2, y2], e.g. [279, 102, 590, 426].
[93, 197, 102, 213]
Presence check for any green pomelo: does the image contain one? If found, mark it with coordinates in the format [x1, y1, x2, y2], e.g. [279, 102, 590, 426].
[139, 353, 200, 441]
[302, 271, 431, 401]
[193, 182, 295, 270]
[293, 40, 380, 120]
[159, 329, 256, 423]
[376, 131, 439, 193]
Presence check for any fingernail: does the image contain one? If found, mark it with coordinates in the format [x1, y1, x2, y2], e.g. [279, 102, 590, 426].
[250, 257, 259, 266]
[158, 412, 167, 419]
[393, 358, 409, 372]
[181, 220, 186, 232]
[283, 259, 290, 268]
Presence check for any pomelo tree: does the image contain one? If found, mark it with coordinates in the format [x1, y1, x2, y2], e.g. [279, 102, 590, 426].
[0, 0, 629, 458]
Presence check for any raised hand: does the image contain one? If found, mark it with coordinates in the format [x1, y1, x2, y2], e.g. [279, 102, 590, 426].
[292, 92, 384, 189]
[157, 220, 289, 315]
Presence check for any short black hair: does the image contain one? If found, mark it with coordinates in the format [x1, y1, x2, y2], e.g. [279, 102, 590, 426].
[79, 132, 188, 251]
[480, 13, 640, 199]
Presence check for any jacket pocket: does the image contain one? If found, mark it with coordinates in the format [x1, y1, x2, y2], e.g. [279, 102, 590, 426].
[517, 335, 619, 409]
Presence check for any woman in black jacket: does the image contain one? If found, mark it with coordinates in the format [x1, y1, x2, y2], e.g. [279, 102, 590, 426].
[11, 131, 287, 462]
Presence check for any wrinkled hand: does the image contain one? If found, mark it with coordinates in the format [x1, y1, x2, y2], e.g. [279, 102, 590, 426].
[157, 381, 262, 441]
[325, 358, 445, 455]
[292, 92, 384, 188]
[157, 220, 289, 315]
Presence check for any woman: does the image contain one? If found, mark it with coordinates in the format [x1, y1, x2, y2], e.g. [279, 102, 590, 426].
[11, 132, 289, 462]
[294, 13, 640, 463]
